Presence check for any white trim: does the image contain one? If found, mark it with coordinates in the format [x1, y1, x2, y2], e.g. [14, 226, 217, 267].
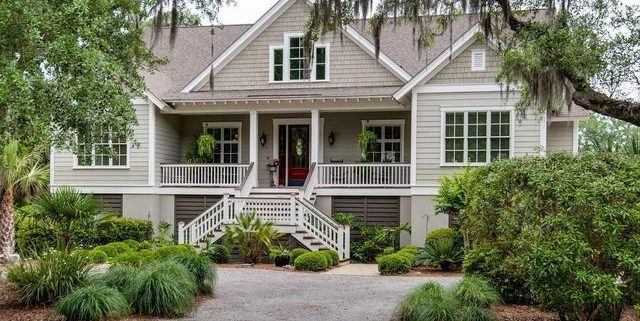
[250, 112, 258, 166]
[270, 33, 330, 83]
[393, 24, 483, 101]
[49, 147, 55, 187]
[310, 110, 320, 164]
[268, 45, 284, 83]
[360, 119, 406, 163]
[73, 138, 131, 170]
[202, 121, 243, 163]
[144, 91, 170, 110]
[315, 187, 412, 197]
[342, 25, 411, 81]
[439, 107, 515, 167]
[148, 103, 156, 186]
[573, 120, 579, 155]
[539, 112, 548, 156]
[410, 186, 440, 196]
[410, 89, 418, 186]
[470, 49, 486, 71]
[311, 43, 330, 81]
[272, 117, 324, 186]
[180, 0, 296, 93]
[415, 84, 510, 94]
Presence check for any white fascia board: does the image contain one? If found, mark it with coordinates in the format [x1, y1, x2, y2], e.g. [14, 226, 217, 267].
[342, 26, 411, 82]
[144, 90, 170, 110]
[393, 24, 482, 101]
[180, 0, 295, 93]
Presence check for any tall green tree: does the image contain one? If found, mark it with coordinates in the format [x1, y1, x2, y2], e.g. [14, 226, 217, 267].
[0, 141, 49, 259]
[0, 0, 162, 150]
[303, 0, 640, 125]
[580, 114, 640, 155]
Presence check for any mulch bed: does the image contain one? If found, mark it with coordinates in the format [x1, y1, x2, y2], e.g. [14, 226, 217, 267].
[406, 266, 464, 277]
[493, 305, 639, 321]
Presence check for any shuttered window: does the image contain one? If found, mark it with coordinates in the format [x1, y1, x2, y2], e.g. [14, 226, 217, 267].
[471, 49, 486, 71]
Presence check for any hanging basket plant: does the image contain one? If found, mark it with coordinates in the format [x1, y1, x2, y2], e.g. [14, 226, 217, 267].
[358, 130, 378, 162]
[184, 133, 217, 163]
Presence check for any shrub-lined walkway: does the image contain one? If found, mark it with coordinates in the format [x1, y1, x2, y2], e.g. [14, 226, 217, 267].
[173, 267, 460, 321]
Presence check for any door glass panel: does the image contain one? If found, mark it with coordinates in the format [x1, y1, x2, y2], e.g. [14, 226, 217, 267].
[290, 126, 308, 168]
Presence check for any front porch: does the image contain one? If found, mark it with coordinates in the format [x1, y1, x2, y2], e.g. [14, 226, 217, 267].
[156, 110, 412, 191]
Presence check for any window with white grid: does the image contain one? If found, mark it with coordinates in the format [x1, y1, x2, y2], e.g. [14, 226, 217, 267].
[203, 122, 241, 164]
[442, 110, 512, 165]
[76, 131, 128, 168]
[363, 120, 404, 163]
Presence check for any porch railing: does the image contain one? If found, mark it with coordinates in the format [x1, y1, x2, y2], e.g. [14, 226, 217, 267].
[160, 164, 251, 187]
[317, 163, 411, 187]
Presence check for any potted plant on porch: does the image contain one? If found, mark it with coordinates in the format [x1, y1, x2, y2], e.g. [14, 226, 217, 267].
[269, 244, 291, 267]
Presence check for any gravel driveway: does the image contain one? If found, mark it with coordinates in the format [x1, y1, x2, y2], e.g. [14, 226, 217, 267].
[174, 267, 461, 321]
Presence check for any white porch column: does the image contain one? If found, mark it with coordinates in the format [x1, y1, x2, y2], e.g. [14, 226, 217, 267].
[310, 110, 320, 164]
[249, 111, 258, 186]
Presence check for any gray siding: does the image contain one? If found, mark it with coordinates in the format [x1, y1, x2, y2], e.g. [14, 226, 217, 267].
[52, 102, 150, 186]
[206, 0, 403, 91]
[415, 91, 541, 186]
[155, 109, 181, 183]
[332, 196, 400, 240]
[428, 40, 500, 85]
[547, 121, 575, 152]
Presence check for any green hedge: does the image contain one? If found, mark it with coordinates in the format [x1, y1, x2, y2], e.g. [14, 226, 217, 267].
[95, 242, 132, 258]
[319, 250, 339, 266]
[377, 253, 412, 275]
[93, 218, 153, 245]
[294, 252, 329, 271]
[290, 248, 309, 263]
[426, 228, 457, 242]
[203, 244, 230, 264]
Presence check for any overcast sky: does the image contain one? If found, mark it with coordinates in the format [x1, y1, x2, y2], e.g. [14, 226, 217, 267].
[215, 0, 638, 25]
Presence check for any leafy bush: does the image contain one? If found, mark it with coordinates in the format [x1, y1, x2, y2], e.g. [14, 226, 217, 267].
[396, 247, 417, 267]
[294, 252, 329, 271]
[55, 285, 129, 321]
[15, 216, 57, 256]
[317, 250, 335, 267]
[122, 239, 141, 250]
[72, 249, 108, 264]
[94, 265, 138, 293]
[416, 238, 464, 271]
[462, 152, 640, 319]
[170, 252, 217, 294]
[202, 243, 230, 263]
[290, 248, 309, 263]
[332, 212, 361, 228]
[351, 224, 412, 262]
[320, 250, 340, 266]
[7, 251, 90, 304]
[394, 278, 498, 321]
[155, 244, 196, 258]
[94, 242, 131, 258]
[93, 218, 153, 245]
[126, 260, 197, 317]
[426, 228, 457, 243]
[112, 250, 155, 267]
[377, 253, 412, 275]
[224, 213, 282, 264]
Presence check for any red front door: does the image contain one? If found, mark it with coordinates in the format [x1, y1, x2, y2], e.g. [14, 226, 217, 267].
[287, 125, 309, 186]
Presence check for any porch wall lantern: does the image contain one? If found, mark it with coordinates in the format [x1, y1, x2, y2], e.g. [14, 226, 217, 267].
[260, 132, 267, 147]
[328, 131, 336, 146]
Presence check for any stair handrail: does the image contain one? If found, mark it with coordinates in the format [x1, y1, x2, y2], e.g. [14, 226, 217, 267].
[301, 162, 317, 200]
[236, 162, 255, 197]
[177, 196, 227, 245]
[296, 196, 350, 260]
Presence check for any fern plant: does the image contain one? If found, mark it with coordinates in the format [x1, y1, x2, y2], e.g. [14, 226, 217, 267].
[416, 238, 464, 271]
[357, 130, 378, 161]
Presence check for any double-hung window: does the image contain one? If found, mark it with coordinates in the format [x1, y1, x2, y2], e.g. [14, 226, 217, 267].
[363, 120, 404, 163]
[270, 34, 329, 82]
[442, 109, 512, 165]
[75, 130, 128, 168]
[203, 122, 241, 164]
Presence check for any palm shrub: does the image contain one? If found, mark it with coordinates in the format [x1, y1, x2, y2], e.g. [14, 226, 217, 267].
[126, 260, 197, 317]
[224, 213, 282, 264]
[7, 251, 90, 304]
[416, 237, 464, 271]
[55, 285, 129, 321]
[33, 187, 101, 253]
[170, 251, 217, 294]
[0, 141, 49, 258]
[94, 265, 138, 293]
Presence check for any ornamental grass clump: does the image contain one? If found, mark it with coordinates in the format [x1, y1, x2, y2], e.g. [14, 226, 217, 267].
[7, 251, 90, 305]
[126, 260, 197, 317]
[94, 265, 138, 293]
[55, 285, 129, 321]
[170, 251, 217, 295]
[394, 277, 499, 321]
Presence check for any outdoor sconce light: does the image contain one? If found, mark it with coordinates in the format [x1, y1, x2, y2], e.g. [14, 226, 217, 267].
[260, 132, 267, 147]
[328, 131, 335, 146]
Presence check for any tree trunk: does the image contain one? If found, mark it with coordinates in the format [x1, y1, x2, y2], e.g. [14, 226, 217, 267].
[0, 188, 16, 259]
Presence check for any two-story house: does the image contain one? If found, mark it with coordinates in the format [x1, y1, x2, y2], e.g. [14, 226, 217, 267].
[50, 0, 586, 260]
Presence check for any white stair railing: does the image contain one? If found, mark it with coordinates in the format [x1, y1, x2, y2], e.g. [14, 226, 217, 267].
[297, 198, 350, 260]
[177, 195, 228, 245]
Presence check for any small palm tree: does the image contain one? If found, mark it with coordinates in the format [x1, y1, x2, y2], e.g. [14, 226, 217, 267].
[224, 213, 282, 264]
[0, 141, 49, 259]
[33, 187, 101, 254]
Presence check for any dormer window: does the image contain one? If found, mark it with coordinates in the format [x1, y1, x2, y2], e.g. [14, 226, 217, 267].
[270, 33, 329, 83]
[471, 49, 486, 71]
